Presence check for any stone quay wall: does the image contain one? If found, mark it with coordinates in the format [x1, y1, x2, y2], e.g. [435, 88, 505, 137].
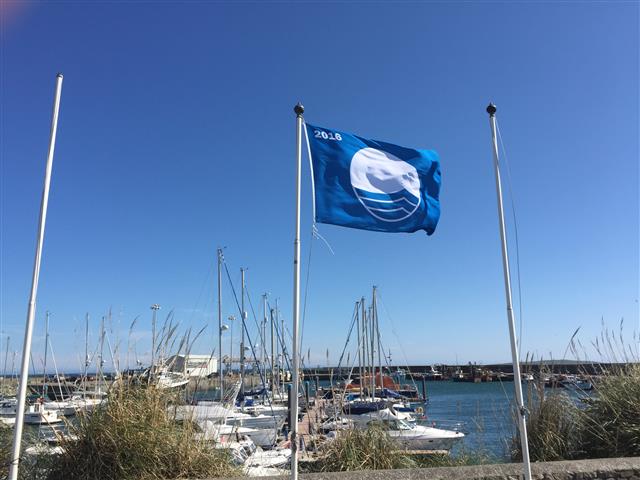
[212, 457, 640, 480]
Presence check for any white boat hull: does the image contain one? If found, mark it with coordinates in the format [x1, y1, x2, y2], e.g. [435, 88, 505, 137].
[388, 425, 464, 451]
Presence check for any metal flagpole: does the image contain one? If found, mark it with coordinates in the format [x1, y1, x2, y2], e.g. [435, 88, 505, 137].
[486, 103, 532, 480]
[9, 73, 63, 480]
[291, 102, 304, 480]
[217, 248, 224, 400]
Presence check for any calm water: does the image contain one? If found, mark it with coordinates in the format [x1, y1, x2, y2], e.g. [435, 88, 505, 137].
[173, 379, 526, 460]
[421, 381, 517, 459]
[312, 379, 520, 459]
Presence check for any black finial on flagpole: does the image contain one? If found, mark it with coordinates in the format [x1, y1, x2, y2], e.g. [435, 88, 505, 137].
[486, 103, 497, 116]
[294, 102, 304, 117]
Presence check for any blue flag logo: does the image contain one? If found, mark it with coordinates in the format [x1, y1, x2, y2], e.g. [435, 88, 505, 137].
[306, 123, 441, 235]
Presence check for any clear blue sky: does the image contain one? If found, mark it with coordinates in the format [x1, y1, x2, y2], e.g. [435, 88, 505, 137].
[1, 1, 638, 372]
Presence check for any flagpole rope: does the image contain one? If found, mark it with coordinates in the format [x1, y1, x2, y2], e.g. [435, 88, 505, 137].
[496, 120, 525, 359]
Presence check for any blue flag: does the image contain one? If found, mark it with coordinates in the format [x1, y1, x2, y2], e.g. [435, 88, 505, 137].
[305, 123, 441, 235]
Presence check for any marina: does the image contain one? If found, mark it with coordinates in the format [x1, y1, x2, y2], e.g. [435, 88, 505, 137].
[1, 2, 637, 480]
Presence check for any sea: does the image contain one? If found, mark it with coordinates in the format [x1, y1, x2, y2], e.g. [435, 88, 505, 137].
[311, 380, 520, 460]
[419, 381, 517, 460]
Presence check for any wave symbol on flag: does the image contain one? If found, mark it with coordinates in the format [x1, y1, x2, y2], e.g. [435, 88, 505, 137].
[350, 147, 421, 223]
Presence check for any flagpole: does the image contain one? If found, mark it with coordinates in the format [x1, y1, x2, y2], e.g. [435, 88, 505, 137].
[9, 73, 64, 480]
[291, 102, 304, 480]
[486, 103, 532, 480]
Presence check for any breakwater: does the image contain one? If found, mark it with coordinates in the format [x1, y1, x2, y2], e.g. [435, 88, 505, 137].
[301, 361, 625, 381]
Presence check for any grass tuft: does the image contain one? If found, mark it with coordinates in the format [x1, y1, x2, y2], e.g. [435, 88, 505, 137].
[309, 425, 416, 472]
[580, 364, 640, 458]
[45, 382, 239, 480]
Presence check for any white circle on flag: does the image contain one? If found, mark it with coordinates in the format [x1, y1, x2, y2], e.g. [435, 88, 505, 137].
[350, 147, 421, 223]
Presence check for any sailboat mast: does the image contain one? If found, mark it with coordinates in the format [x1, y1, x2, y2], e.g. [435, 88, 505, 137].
[262, 294, 267, 387]
[369, 296, 376, 399]
[279, 299, 284, 393]
[83, 313, 89, 385]
[150, 304, 160, 380]
[240, 268, 246, 394]
[361, 298, 368, 399]
[373, 288, 382, 389]
[270, 307, 275, 396]
[2, 336, 9, 390]
[217, 248, 224, 400]
[276, 300, 281, 394]
[42, 311, 50, 400]
[355, 300, 362, 399]
[99, 316, 105, 394]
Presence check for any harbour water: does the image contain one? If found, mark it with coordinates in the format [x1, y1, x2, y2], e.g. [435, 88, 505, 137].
[423, 381, 517, 460]
[197, 378, 522, 461]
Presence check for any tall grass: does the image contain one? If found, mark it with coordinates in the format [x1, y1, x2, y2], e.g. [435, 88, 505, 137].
[310, 425, 416, 472]
[580, 364, 640, 458]
[0, 425, 11, 479]
[0, 424, 53, 480]
[45, 382, 238, 480]
[513, 325, 640, 462]
[513, 380, 581, 461]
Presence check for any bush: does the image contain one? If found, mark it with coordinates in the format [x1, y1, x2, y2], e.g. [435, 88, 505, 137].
[46, 383, 239, 480]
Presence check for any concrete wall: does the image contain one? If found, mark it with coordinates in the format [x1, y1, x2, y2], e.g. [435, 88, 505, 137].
[213, 457, 640, 480]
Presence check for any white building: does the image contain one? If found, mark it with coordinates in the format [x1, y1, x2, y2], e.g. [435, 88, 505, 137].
[167, 354, 217, 378]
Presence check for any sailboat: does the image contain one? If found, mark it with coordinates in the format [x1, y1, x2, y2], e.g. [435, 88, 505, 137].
[24, 401, 62, 425]
[325, 288, 464, 452]
[27, 312, 63, 424]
